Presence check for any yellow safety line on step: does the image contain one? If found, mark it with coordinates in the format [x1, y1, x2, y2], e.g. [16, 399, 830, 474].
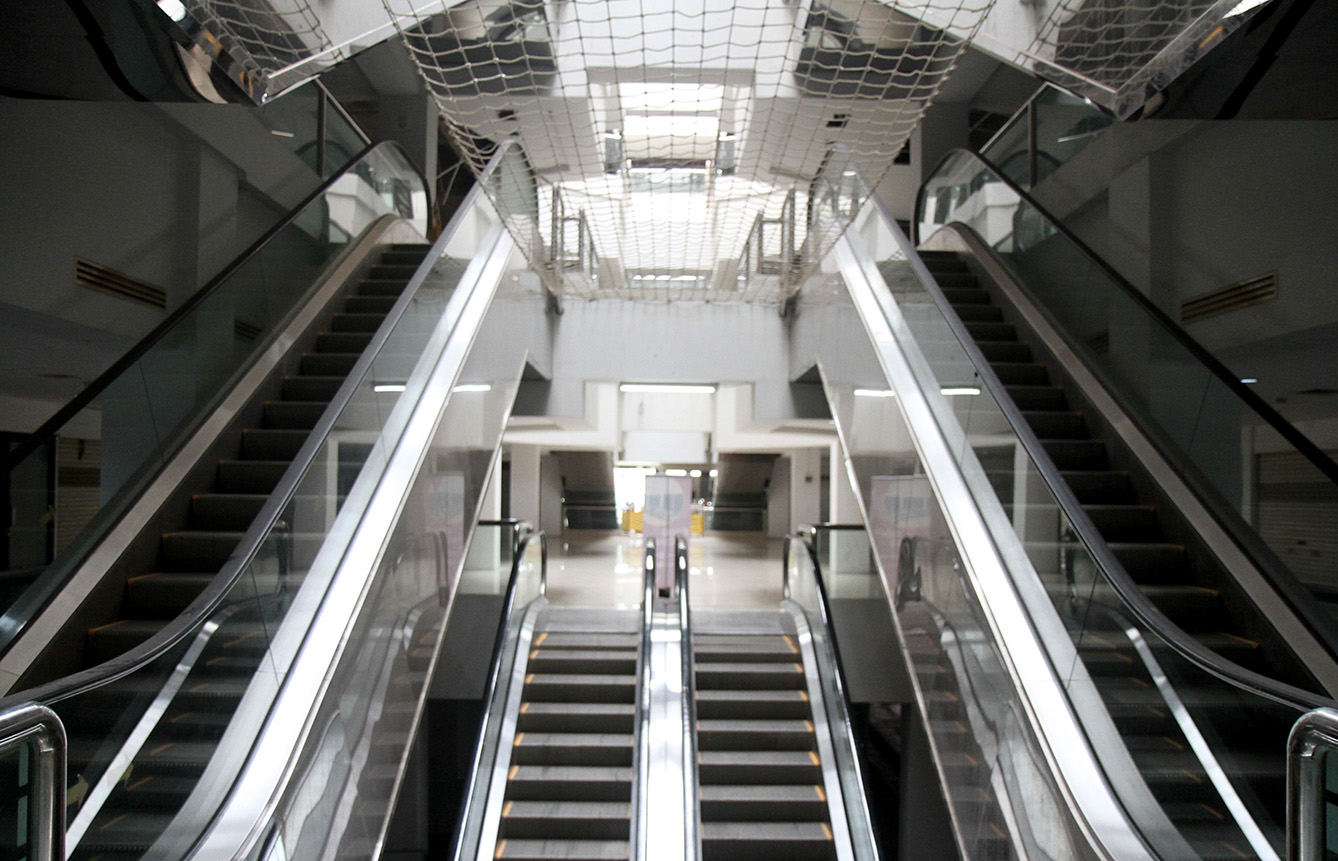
[809, 752, 821, 766]
[509, 765, 519, 779]
[525, 673, 535, 684]
[495, 840, 507, 859]
[534, 633, 547, 646]
[815, 785, 826, 802]
[520, 703, 530, 713]
[800, 691, 809, 701]
[783, 635, 797, 653]
[805, 721, 813, 732]
[514, 733, 525, 745]
[791, 663, 803, 673]
[822, 823, 833, 840]
[502, 801, 513, 817]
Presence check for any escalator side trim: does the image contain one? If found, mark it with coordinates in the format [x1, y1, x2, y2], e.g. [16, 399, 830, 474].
[472, 599, 547, 861]
[830, 234, 1160, 861]
[780, 602, 857, 861]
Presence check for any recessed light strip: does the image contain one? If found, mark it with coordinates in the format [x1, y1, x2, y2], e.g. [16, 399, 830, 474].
[619, 383, 716, 394]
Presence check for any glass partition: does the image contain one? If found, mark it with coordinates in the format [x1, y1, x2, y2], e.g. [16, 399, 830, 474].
[917, 148, 1338, 621]
[977, 84, 1114, 192]
[820, 146, 1307, 857]
[33, 175, 510, 860]
[1, 142, 430, 656]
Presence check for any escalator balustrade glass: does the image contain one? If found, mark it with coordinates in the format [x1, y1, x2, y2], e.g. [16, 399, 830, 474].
[0, 143, 430, 654]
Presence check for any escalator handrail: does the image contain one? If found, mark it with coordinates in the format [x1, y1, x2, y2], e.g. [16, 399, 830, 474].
[782, 525, 879, 857]
[914, 146, 1338, 489]
[635, 537, 656, 861]
[849, 152, 1335, 711]
[676, 535, 701, 861]
[4, 139, 428, 474]
[0, 141, 514, 711]
[450, 521, 544, 861]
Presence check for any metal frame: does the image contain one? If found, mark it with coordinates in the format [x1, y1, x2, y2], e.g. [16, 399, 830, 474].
[0, 702, 64, 861]
[1289, 707, 1338, 861]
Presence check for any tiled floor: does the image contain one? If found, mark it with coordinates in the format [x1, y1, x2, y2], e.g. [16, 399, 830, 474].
[545, 529, 785, 611]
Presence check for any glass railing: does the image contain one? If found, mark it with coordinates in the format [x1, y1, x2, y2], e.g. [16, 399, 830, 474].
[256, 80, 371, 179]
[821, 145, 1325, 858]
[783, 526, 879, 861]
[1, 152, 515, 859]
[451, 521, 546, 859]
[0, 141, 430, 656]
[917, 147, 1338, 641]
[976, 84, 1114, 193]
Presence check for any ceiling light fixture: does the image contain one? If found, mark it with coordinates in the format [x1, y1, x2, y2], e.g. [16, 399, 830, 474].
[620, 383, 717, 394]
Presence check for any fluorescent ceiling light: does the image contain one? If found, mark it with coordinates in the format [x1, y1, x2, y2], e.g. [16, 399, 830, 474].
[709, 469, 718, 477]
[157, 0, 189, 21]
[1226, 0, 1271, 16]
[372, 383, 406, 393]
[453, 383, 492, 392]
[689, 469, 702, 478]
[854, 388, 895, 398]
[665, 468, 689, 477]
[623, 115, 720, 138]
[941, 386, 981, 396]
[620, 383, 717, 394]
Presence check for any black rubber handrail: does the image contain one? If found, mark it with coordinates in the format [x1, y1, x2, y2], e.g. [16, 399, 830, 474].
[4, 139, 428, 473]
[0, 141, 510, 708]
[450, 520, 543, 861]
[676, 535, 701, 861]
[878, 155, 1336, 710]
[915, 147, 1338, 489]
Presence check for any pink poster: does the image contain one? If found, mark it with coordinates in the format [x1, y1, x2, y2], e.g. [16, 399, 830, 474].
[643, 475, 692, 593]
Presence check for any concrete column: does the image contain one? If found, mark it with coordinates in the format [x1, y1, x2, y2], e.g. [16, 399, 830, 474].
[539, 452, 564, 535]
[510, 444, 542, 527]
[379, 93, 439, 198]
[479, 453, 502, 520]
[767, 456, 792, 539]
[829, 440, 862, 525]
[790, 448, 823, 532]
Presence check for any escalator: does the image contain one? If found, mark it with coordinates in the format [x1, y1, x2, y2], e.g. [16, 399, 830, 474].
[914, 247, 1296, 856]
[800, 144, 1338, 859]
[0, 140, 545, 860]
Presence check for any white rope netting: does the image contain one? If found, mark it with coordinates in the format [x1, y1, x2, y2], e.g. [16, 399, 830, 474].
[185, 0, 332, 83]
[383, 0, 993, 301]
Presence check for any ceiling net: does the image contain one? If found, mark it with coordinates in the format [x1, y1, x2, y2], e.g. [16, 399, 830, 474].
[382, 0, 993, 301]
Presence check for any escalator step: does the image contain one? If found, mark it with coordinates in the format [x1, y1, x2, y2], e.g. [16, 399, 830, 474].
[965, 321, 1016, 341]
[1006, 384, 1067, 410]
[158, 531, 243, 572]
[1039, 439, 1108, 470]
[1107, 542, 1188, 581]
[125, 572, 215, 618]
[356, 278, 411, 298]
[343, 294, 399, 315]
[367, 263, 420, 281]
[1060, 470, 1135, 504]
[976, 340, 1032, 363]
[1024, 410, 1087, 439]
[75, 811, 175, 855]
[282, 374, 344, 402]
[517, 702, 636, 733]
[951, 303, 1003, 323]
[697, 750, 822, 784]
[85, 619, 165, 663]
[695, 689, 810, 719]
[240, 428, 308, 460]
[696, 719, 816, 751]
[189, 493, 267, 531]
[1179, 825, 1264, 861]
[699, 821, 834, 860]
[506, 765, 633, 801]
[493, 838, 630, 860]
[262, 400, 326, 430]
[699, 784, 829, 822]
[96, 773, 200, 811]
[532, 632, 639, 650]
[941, 287, 991, 306]
[330, 312, 386, 334]
[299, 352, 359, 377]
[1082, 504, 1160, 541]
[930, 271, 979, 289]
[526, 649, 638, 675]
[694, 638, 798, 663]
[511, 733, 634, 767]
[216, 459, 289, 493]
[990, 362, 1050, 385]
[523, 674, 637, 703]
[315, 331, 374, 354]
[499, 800, 631, 839]
[695, 662, 806, 690]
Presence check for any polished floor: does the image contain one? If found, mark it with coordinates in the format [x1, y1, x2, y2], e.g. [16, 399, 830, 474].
[544, 529, 785, 610]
